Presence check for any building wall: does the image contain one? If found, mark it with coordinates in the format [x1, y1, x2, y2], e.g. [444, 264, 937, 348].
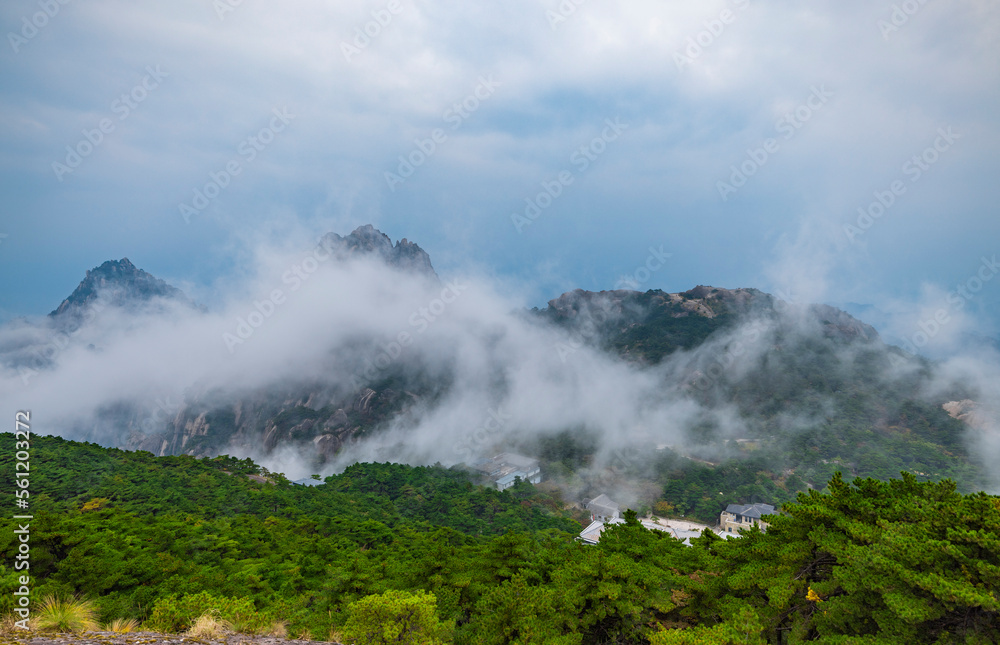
[719, 511, 771, 533]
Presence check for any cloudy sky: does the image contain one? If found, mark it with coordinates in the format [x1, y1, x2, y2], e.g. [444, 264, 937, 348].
[2, 0, 999, 348]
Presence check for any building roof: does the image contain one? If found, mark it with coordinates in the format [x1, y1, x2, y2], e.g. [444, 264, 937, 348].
[495, 453, 539, 470]
[578, 518, 625, 544]
[496, 472, 528, 487]
[587, 494, 620, 517]
[291, 478, 325, 487]
[725, 503, 776, 519]
[579, 517, 733, 546]
[473, 454, 540, 483]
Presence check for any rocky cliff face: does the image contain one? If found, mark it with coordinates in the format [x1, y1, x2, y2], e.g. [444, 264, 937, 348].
[123, 381, 420, 461]
[943, 400, 997, 433]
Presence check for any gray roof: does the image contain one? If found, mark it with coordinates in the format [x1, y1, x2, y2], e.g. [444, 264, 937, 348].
[588, 494, 619, 511]
[725, 503, 776, 519]
[496, 472, 529, 487]
[291, 478, 325, 487]
[495, 453, 539, 469]
[579, 518, 624, 544]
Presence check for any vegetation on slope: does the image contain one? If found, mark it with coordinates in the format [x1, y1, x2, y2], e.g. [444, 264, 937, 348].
[1, 436, 997, 643]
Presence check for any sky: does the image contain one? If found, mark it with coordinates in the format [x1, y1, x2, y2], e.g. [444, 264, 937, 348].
[2, 0, 999, 353]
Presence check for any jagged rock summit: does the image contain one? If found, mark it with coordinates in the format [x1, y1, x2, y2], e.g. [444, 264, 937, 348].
[49, 257, 187, 319]
[539, 285, 879, 364]
[47, 226, 435, 324]
[319, 224, 437, 279]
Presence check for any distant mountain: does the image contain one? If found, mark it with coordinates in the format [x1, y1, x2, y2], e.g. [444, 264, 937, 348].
[49, 257, 189, 321]
[45, 227, 437, 328]
[539, 286, 879, 363]
[19, 226, 988, 503]
[130, 275, 982, 497]
[319, 224, 437, 279]
[957, 331, 1000, 354]
[39, 226, 437, 458]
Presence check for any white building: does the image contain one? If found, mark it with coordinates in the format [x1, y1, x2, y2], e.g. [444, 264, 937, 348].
[472, 453, 542, 490]
[586, 494, 620, 522]
[578, 517, 729, 546]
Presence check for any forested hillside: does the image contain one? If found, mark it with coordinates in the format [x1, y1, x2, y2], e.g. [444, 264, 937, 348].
[532, 286, 989, 525]
[1, 435, 997, 643]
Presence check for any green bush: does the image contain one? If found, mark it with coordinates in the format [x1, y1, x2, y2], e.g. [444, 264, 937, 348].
[144, 592, 271, 634]
[342, 590, 451, 645]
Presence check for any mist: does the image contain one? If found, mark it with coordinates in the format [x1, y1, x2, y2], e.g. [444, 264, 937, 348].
[1, 230, 998, 496]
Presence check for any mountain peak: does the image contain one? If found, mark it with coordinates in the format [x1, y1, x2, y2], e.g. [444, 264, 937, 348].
[50, 258, 186, 319]
[85, 257, 135, 278]
[319, 225, 437, 278]
[542, 285, 879, 363]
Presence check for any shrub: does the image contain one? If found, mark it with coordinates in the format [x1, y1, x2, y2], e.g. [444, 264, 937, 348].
[144, 591, 271, 634]
[342, 590, 450, 645]
[186, 613, 232, 639]
[33, 596, 98, 633]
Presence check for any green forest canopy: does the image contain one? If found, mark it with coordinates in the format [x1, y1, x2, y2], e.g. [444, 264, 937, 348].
[1, 434, 997, 644]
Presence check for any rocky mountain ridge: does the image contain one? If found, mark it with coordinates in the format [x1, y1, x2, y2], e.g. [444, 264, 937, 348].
[14, 225, 982, 497]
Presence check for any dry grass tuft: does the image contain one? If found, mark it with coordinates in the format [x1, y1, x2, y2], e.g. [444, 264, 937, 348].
[33, 596, 98, 633]
[265, 620, 288, 638]
[104, 617, 141, 633]
[185, 613, 233, 639]
[0, 614, 26, 635]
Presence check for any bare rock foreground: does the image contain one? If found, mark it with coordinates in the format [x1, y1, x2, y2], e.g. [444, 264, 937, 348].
[0, 632, 340, 645]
